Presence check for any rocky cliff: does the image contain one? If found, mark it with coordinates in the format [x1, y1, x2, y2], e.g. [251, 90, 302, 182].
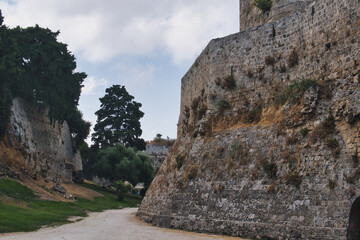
[0, 98, 82, 183]
[138, 0, 360, 239]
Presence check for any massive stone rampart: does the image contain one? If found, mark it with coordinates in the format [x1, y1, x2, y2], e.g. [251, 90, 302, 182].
[138, 0, 360, 239]
[240, 0, 315, 31]
[0, 98, 82, 182]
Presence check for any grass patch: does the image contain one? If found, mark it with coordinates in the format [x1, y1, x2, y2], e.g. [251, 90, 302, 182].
[0, 179, 142, 233]
[273, 78, 317, 107]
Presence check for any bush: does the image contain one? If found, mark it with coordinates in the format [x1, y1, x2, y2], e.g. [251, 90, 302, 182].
[216, 99, 231, 115]
[262, 161, 277, 179]
[288, 49, 299, 67]
[300, 128, 309, 137]
[175, 155, 185, 169]
[326, 137, 339, 149]
[114, 180, 133, 201]
[274, 91, 288, 107]
[285, 171, 302, 187]
[243, 107, 262, 123]
[228, 141, 250, 165]
[221, 75, 236, 90]
[288, 78, 317, 92]
[273, 78, 317, 107]
[191, 97, 201, 112]
[197, 104, 207, 119]
[186, 165, 198, 180]
[254, 0, 272, 12]
[310, 115, 335, 143]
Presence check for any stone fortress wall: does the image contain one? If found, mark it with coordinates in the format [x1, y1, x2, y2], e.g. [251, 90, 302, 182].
[139, 0, 360, 239]
[240, 0, 315, 31]
[0, 98, 82, 182]
[145, 144, 170, 169]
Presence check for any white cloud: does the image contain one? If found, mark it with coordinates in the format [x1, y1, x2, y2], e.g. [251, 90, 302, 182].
[82, 76, 108, 95]
[116, 64, 155, 89]
[0, 0, 238, 63]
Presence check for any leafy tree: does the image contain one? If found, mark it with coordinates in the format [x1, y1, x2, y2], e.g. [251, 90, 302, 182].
[92, 85, 145, 150]
[0, 11, 90, 146]
[66, 108, 91, 149]
[154, 133, 162, 143]
[91, 143, 154, 186]
[0, 10, 21, 136]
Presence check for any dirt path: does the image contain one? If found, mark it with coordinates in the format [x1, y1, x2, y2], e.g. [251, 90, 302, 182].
[0, 208, 244, 240]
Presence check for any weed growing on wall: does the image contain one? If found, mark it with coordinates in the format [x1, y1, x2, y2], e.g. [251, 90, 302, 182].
[254, 0, 272, 12]
[175, 155, 185, 169]
[273, 78, 318, 107]
[216, 99, 231, 115]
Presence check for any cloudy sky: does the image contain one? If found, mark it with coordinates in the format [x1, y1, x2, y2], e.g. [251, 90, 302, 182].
[0, 0, 239, 143]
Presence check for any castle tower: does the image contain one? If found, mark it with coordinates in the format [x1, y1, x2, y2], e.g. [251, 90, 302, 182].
[240, 0, 315, 31]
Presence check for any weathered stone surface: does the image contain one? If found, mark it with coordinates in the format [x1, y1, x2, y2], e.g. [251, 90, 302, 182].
[0, 98, 82, 182]
[145, 144, 170, 169]
[138, 0, 360, 239]
[240, 0, 315, 31]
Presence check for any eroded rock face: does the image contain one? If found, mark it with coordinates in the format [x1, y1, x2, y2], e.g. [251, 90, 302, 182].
[138, 0, 360, 239]
[0, 98, 82, 182]
[240, 0, 315, 31]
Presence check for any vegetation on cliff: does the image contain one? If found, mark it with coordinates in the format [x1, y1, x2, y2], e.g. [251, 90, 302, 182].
[0, 10, 90, 148]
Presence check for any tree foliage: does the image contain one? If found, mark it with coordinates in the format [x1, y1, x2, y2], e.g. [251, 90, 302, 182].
[92, 85, 145, 150]
[88, 143, 154, 187]
[0, 11, 90, 146]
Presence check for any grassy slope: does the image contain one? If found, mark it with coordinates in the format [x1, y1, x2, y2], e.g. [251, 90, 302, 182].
[0, 179, 142, 233]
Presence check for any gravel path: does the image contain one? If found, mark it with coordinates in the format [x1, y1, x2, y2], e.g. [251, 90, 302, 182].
[0, 208, 243, 240]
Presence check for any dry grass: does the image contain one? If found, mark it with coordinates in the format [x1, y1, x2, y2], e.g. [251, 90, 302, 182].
[0, 194, 28, 207]
[23, 178, 103, 202]
[211, 106, 284, 133]
[0, 135, 28, 171]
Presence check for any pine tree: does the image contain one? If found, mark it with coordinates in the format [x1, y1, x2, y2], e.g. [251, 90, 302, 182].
[92, 85, 146, 150]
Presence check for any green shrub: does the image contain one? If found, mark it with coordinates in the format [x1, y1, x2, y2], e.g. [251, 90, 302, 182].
[254, 0, 272, 12]
[288, 78, 317, 92]
[114, 180, 133, 201]
[221, 75, 237, 90]
[197, 104, 207, 119]
[228, 141, 250, 165]
[274, 91, 289, 107]
[216, 99, 231, 115]
[326, 137, 338, 149]
[261, 161, 277, 179]
[175, 155, 185, 169]
[300, 128, 309, 137]
[273, 78, 317, 107]
[243, 107, 262, 123]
